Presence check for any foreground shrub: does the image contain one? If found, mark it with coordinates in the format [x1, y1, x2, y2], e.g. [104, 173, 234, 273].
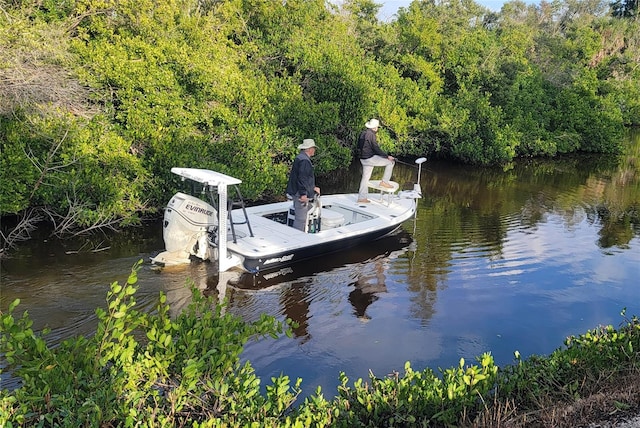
[1, 263, 639, 427]
[498, 310, 640, 409]
[0, 261, 296, 426]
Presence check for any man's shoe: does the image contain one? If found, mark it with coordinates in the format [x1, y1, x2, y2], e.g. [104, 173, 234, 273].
[379, 181, 394, 189]
[357, 198, 371, 203]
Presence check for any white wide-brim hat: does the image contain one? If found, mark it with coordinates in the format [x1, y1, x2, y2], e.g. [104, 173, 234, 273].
[298, 138, 317, 150]
[365, 118, 380, 129]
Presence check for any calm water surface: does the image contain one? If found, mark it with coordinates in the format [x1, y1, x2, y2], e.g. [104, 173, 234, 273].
[2, 131, 639, 397]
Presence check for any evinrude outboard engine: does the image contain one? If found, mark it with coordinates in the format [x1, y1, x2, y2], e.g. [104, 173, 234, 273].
[151, 192, 218, 266]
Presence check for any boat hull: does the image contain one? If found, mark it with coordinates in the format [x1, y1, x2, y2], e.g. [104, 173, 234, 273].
[239, 223, 402, 273]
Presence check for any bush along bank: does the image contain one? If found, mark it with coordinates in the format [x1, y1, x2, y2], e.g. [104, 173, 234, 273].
[1, 262, 639, 427]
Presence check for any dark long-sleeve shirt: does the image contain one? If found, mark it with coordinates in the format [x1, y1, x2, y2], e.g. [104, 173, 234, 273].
[286, 151, 316, 199]
[357, 128, 388, 159]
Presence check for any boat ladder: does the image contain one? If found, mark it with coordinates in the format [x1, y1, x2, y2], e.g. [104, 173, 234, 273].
[227, 184, 254, 243]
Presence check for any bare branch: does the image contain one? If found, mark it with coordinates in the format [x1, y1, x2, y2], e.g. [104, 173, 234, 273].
[0, 209, 43, 257]
[0, 21, 98, 118]
[24, 129, 73, 201]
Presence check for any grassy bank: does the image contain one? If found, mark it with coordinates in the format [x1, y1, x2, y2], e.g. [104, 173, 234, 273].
[2, 262, 639, 427]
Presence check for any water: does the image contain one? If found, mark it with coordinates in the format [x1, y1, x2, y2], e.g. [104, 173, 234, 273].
[2, 132, 639, 399]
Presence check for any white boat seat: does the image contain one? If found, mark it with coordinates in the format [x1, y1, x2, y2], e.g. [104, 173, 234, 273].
[321, 208, 345, 229]
[367, 180, 399, 205]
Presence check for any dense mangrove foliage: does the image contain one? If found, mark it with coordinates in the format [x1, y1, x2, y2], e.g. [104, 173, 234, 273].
[1, 0, 639, 247]
[1, 263, 639, 426]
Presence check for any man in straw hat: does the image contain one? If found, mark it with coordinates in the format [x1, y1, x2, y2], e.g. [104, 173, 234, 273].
[286, 138, 321, 231]
[356, 118, 395, 203]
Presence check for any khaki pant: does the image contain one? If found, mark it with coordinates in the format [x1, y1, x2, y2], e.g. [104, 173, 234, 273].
[358, 156, 395, 200]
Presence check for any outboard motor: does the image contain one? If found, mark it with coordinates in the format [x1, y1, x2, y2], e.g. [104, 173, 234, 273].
[152, 192, 218, 266]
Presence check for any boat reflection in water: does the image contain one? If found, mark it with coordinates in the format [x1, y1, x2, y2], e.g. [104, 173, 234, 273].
[348, 257, 388, 320]
[217, 228, 415, 340]
[227, 228, 412, 290]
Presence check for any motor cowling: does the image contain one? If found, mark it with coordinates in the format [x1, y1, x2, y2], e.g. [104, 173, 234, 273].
[163, 192, 218, 261]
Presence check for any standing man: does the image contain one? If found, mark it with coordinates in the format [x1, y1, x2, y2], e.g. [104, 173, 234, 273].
[357, 118, 395, 203]
[286, 138, 321, 231]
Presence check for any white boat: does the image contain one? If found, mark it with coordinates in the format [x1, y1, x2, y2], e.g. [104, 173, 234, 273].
[151, 159, 426, 274]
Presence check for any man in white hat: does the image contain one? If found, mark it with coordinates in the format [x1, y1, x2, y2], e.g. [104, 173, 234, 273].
[356, 118, 395, 203]
[286, 139, 321, 231]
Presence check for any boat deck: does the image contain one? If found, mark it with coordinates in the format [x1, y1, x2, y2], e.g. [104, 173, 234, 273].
[226, 193, 416, 260]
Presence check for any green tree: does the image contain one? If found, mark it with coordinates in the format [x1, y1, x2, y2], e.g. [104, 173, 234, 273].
[1, 0, 637, 247]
